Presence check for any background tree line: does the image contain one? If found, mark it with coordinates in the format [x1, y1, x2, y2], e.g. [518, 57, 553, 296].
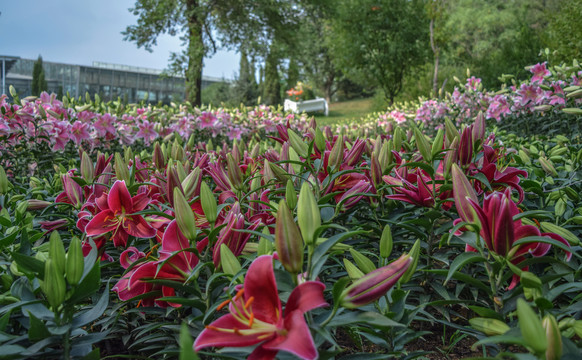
[125, 0, 582, 107]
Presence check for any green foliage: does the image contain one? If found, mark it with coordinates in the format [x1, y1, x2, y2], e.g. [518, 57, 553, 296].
[262, 48, 281, 105]
[327, 0, 429, 104]
[31, 55, 48, 96]
[547, 0, 582, 62]
[232, 49, 259, 105]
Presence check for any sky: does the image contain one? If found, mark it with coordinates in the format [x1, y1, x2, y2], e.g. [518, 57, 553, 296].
[0, 0, 239, 79]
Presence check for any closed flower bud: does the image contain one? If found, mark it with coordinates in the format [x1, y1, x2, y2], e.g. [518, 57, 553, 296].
[297, 182, 321, 245]
[539, 156, 558, 177]
[26, 199, 51, 210]
[80, 151, 94, 182]
[378, 140, 392, 173]
[285, 180, 298, 210]
[173, 188, 197, 241]
[543, 314, 562, 360]
[263, 159, 276, 184]
[49, 231, 66, 275]
[275, 200, 304, 274]
[443, 137, 459, 178]
[370, 153, 382, 189]
[220, 244, 242, 276]
[414, 127, 432, 161]
[62, 175, 83, 209]
[343, 258, 364, 279]
[444, 118, 459, 143]
[451, 163, 480, 225]
[226, 153, 243, 191]
[469, 317, 510, 336]
[200, 181, 217, 226]
[341, 254, 412, 309]
[0, 166, 9, 194]
[472, 111, 486, 146]
[114, 153, 130, 182]
[458, 126, 473, 166]
[315, 128, 326, 153]
[517, 298, 547, 355]
[171, 140, 185, 162]
[182, 167, 201, 199]
[431, 128, 445, 158]
[287, 129, 309, 158]
[380, 224, 393, 258]
[393, 127, 403, 152]
[42, 259, 66, 310]
[153, 142, 165, 170]
[257, 228, 273, 256]
[268, 161, 290, 183]
[349, 248, 376, 274]
[66, 236, 84, 286]
[400, 240, 420, 284]
[328, 135, 344, 171]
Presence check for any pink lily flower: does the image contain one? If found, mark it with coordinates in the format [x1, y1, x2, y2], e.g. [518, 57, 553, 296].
[194, 255, 327, 360]
[530, 62, 551, 83]
[85, 180, 156, 247]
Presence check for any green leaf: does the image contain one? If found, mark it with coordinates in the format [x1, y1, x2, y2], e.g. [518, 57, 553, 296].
[311, 230, 369, 276]
[72, 282, 109, 327]
[328, 311, 405, 328]
[68, 260, 100, 304]
[513, 236, 578, 258]
[11, 252, 44, 278]
[332, 277, 351, 307]
[180, 322, 199, 360]
[444, 252, 486, 285]
[27, 311, 51, 341]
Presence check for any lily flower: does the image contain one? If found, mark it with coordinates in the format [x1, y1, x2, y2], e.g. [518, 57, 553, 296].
[455, 188, 571, 288]
[194, 255, 327, 360]
[85, 180, 156, 247]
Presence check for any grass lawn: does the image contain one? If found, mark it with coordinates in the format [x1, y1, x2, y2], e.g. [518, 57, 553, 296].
[312, 97, 377, 127]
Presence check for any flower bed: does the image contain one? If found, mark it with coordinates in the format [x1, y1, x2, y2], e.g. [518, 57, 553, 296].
[0, 61, 581, 359]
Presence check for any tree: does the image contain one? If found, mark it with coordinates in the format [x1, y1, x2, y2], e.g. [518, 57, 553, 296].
[124, 0, 301, 106]
[31, 55, 48, 96]
[262, 48, 281, 106]
[233, 48, 259, 105]
[327, 0, 429, 104]
[547, 0, 582, 62]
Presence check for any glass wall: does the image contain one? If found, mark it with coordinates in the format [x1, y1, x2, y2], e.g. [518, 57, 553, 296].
[2, 56, 221, 104]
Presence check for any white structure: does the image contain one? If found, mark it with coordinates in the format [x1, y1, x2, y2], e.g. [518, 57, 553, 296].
[284, 98, 328, 116]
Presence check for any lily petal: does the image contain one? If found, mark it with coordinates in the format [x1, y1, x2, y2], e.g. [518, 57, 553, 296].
[108, 180, 133, 213]
[285, 281, 327, 316]
[262, 310, 318, 360]
[244, 255, 281, 325]
[193, 314, 265, 350]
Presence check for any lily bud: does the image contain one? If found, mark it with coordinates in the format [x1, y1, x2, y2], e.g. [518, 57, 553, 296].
[166, 165, 182, 208]
[41, 259, 66, 310]
[173, 188, 197, 241]
[400, 240, 420, 284]
[226, 153, 243, 191]
[275, 200, 304, 274]
[114, 153, 130, 182]
[378, 140, 392, 173]
[287, 129, 309, 158]
[393, 126, 403, 152]
[543, 314, 562, 360]
[343, 258, 365, 279]
[517, 298, 547, 355]
[443, 137, 459, 178]
[469, 317, 510, 336]
[370, 153, 382, 189]
[182, 167, 201, 199]
[49, 231, 66, 275]
[458, 126, 473, 166]
[451, 163, 479, 224]
[80, 151, 94, 182]
[250, 143, 260, 159]
[124, 146, 134, 164]
[26, 199, 51, 210]
[257, 228, 273, 255]
[220, 244, 242, 276]
[380, 224, 393, 258]
[472, 111, 486, 146]
[263, 159, 276, 184]
[414, 127, 432, 161]
[285, 180, 297, 210]
[268, 161, 291, 184]
[315, 128, 326, 153]
[200, 181, 217, 226]
[153, 142, 165, 170]
[297, 182, 321, 245]
[444, 117, 459, 144]
[349, 248, 376, 274]
[539, 157, 558, 177]
[328, 135, 344, 170]
[232, 140, 241, 163]
[340, 254, 412, 309]
[66, 236, 84, 286]
[345, 139, 366, 167]
[62, 175, 83, 209]
[0, 166, 9, 194]
[431, 128, 445, 158]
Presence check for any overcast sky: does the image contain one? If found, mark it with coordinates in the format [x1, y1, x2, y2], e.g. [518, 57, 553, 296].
[0, 0, 239, 79]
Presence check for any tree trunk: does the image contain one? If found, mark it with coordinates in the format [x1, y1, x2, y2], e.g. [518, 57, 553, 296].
[185, 0, 204, 106]
[430, 18, 439, 97]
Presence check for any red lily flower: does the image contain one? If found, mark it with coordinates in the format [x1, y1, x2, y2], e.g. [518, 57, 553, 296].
[112, 220, 204, 307]
[194, 255, 327, 360]
[454, 188, 571, 289]
[85, 180, 156, 247]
